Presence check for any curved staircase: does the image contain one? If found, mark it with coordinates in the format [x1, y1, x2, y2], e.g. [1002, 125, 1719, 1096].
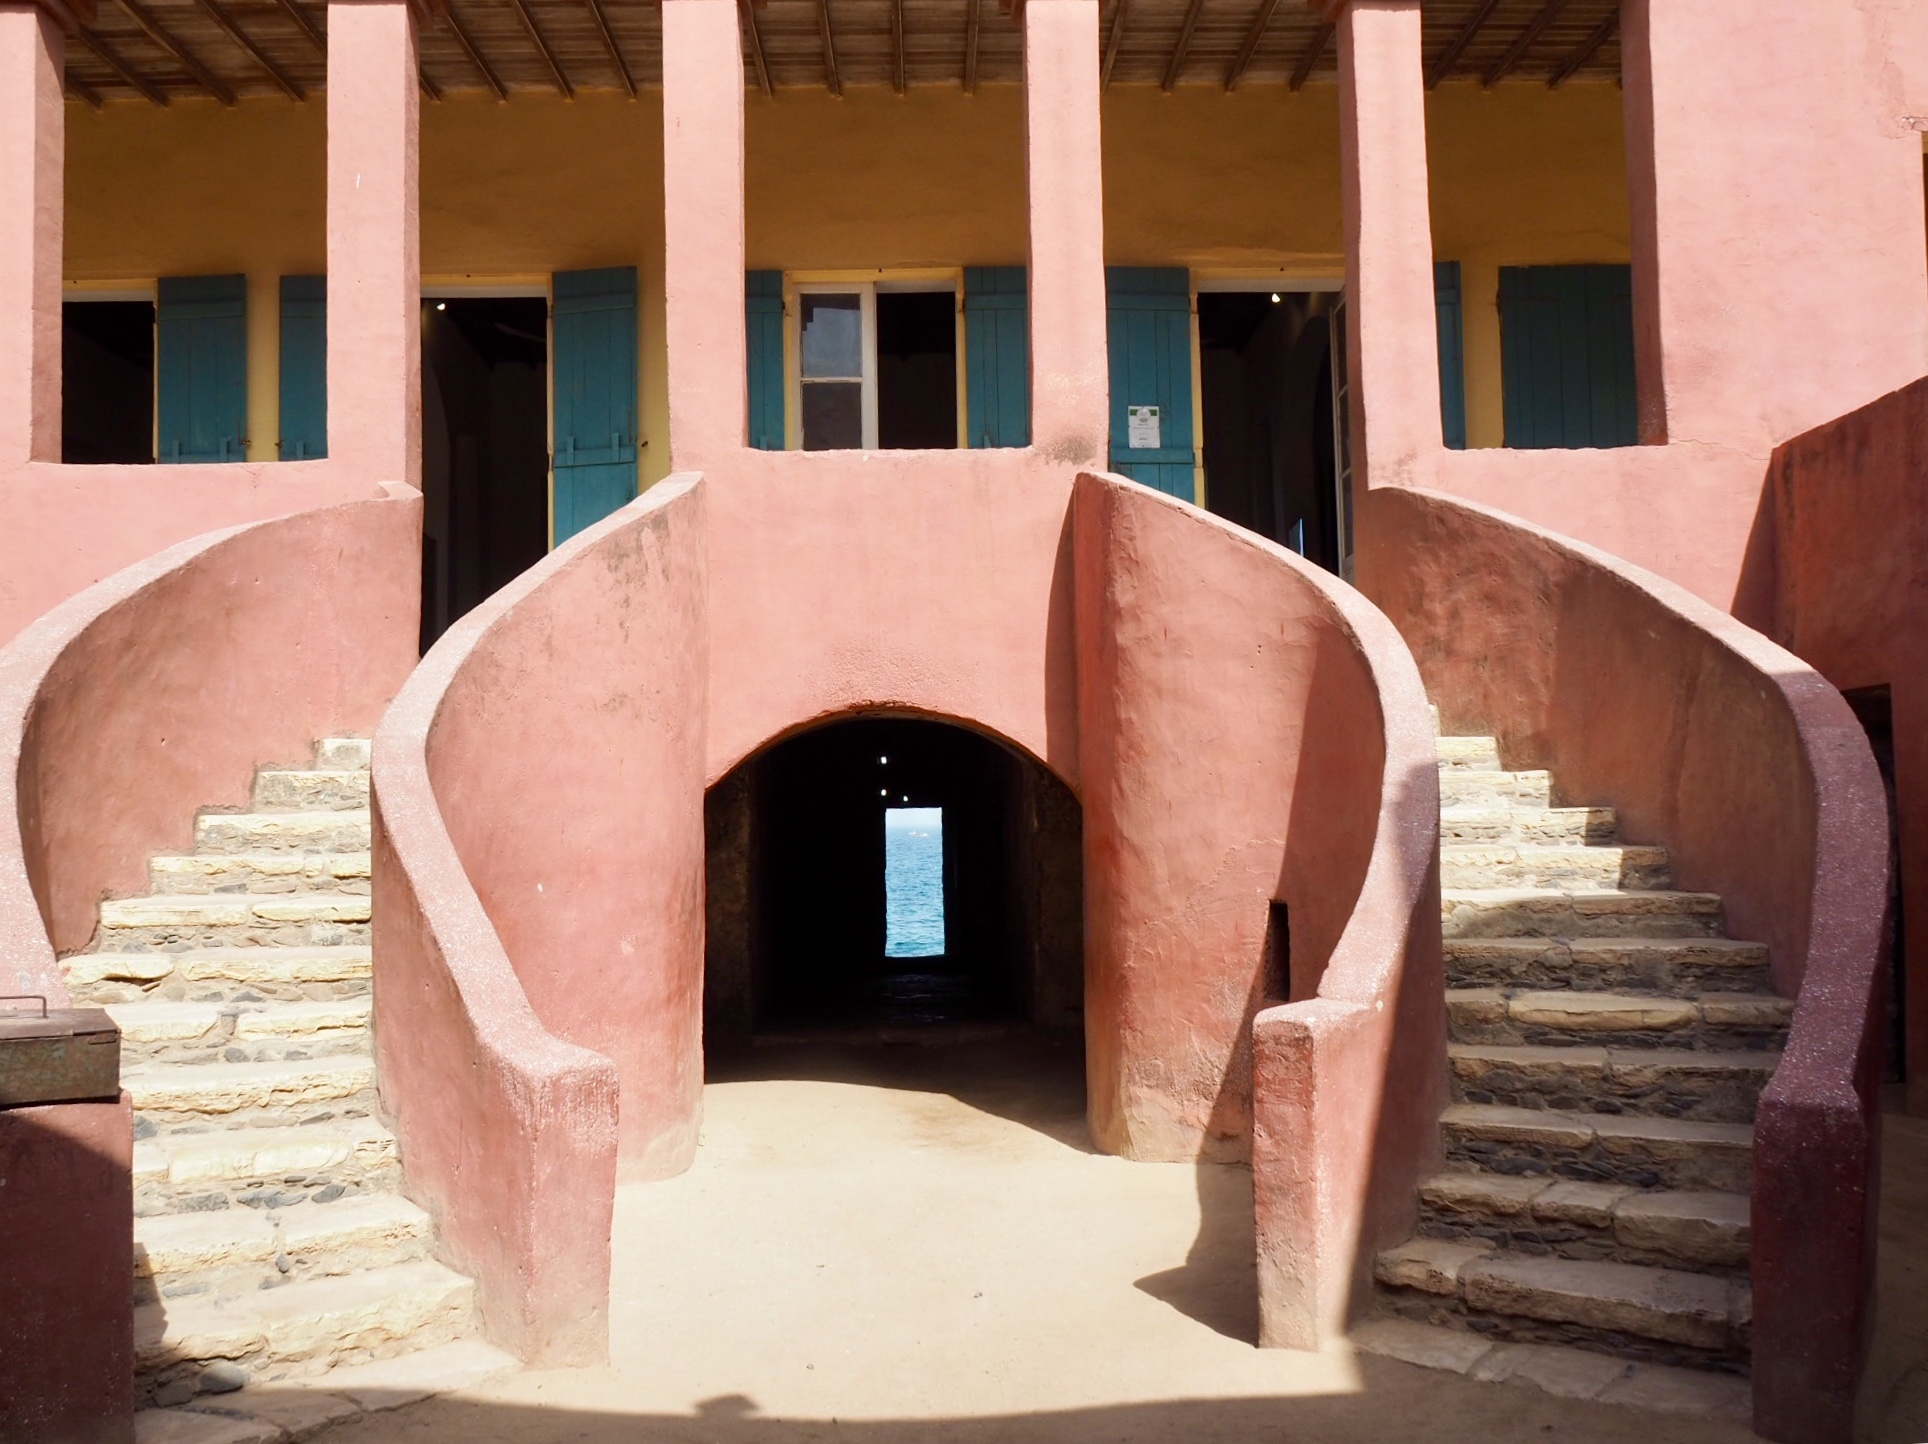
[59, 740, 506, 1422]
[1358, 728, 1783, 1416]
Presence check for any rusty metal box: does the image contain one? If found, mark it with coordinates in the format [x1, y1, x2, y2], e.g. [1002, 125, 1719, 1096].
[0, 997, 120, 1108]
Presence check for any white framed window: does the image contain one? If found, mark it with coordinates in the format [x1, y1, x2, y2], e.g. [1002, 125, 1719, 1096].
[792, 277, 960, 452]
[796, 284, 877, 450]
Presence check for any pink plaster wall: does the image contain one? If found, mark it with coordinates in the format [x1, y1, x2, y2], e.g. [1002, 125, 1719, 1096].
[1358, 484, 1889, 1444]
[0, 3, 61, 468]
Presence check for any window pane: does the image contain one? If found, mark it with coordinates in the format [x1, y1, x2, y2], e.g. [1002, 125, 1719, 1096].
[800, 294, 863, 379]
[802, 381, 863, 450]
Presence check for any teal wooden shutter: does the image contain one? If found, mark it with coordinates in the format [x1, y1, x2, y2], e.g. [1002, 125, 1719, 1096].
[157, 275, 247, 463]
[1434, 261, 1467, 451]
[278, 275, 326, 460]
[552, 266, 639, 543]
[964, 266, 1029, 449]
[746, 271, 785, 451]
[1499, 264, 1637, 450]
[1106, 267, 1196, 500]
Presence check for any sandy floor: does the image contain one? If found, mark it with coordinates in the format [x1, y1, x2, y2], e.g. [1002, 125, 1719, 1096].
[314, 1034, 1926, 1443]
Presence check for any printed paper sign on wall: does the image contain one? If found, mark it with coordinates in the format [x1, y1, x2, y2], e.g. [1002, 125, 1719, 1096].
[1127, 405, 1161, 450]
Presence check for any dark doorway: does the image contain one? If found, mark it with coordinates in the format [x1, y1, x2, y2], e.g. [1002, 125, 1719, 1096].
[877, 291, 957, 450]
[62, 300, 155, 464]
[704, 717, 1082, 1049]
[1846, 685, 1906, 1087]
[420, 297, 550, 650]
[1197, 291, 1338, 570]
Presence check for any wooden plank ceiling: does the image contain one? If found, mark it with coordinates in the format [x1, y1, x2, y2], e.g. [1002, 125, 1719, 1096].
[61, 0, 1620, 107]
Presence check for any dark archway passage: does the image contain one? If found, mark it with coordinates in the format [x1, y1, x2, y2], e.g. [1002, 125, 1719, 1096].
[704, 717, 1082, 1050]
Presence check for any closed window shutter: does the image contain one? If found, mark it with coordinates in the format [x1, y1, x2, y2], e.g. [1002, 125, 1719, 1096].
[746, 271, 785, 450]
[1499, 264, 1637, 450]
[964, 266, 1029, 449]
[552, 266, 640, 543]
[278, 275, 326, 460]
[1105, 267, 1196, 501]
[157, 275, 247, 464]
[1434, 261, 1467, 451]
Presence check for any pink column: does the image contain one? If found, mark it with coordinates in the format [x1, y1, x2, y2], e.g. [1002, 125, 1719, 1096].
[327, 0, 421, 487]
[1023, 0, 1108, 464]
[1331, 0, 1442, 487]
[0, 1, 73, 470]
[661, 0, 746, 471]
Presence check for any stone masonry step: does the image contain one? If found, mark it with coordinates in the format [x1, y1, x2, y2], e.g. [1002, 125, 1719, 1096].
[251, 771, 369, 814]
[106, 998, 372, 1065]
[133, 1120, 399, 1216]
[1439, 806, 1619, 846]
[150, 853, 372, 898]
[314, 739, 371, 771]
[1441, 888, 1724, 940]
[134, 1258, 475, 1391]
[1443, 937, 1773, 996]
[135, 1194, 433, 1304]
[1450, 1042, 1780, 1123]
[1417, 1171, 1751, 1275]
[95, 894, 372, 952]
[1436, 736, 1502, 770]
[1373, 1240, 1750, 1365]
[195, 811, 373, 857]
[126, 1055, 378, 1134]
[1441, 844, 1670, 891]
[65, 947, 372, 1006]
[1441, 1103, 1754, 1193]
[1438, 770, 1553, 808]
[1447, 988, 1792, 1052]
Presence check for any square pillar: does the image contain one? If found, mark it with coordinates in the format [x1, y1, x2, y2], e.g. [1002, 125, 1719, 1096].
[661, 0, 746, 472]
[0, 1, 74, 470]
[326, 0, 421, 487]
[1330, 0, 1442, 488]
[1023, 0, 1108, 464]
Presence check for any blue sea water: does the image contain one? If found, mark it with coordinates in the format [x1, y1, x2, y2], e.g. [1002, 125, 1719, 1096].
[884, 807, 945, 957]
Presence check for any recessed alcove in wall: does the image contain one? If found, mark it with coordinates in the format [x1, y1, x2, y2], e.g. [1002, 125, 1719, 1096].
[703, 716, 1082, 1050]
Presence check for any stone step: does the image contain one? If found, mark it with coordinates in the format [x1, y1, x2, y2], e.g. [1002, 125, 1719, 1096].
[95, 894, 372, 952]
[314, 739, 372, 771]
[1435, 736, 1502, 770]
[1443, 936, 1774, 995]
[1441, 888, 1724, 940]
[133, 1119, 399, 1215]
[251, 770, 370, 814]
[126, 1055, 378, 1134]
[136, 1194, 433, 1303]
[195, 810, 373, 857]
[107, 998, 372, 1064]
[1373, 1241, 1749, 1364]
[1447, 988, 1792, 1051]
[1440, 806, 1619, 846]
[1441, 1103, 1754, 1193]
[1417, 1171, 1751, 1275]
[135, 1258, 475, 1394]
[150, 852, 372, 897]
[65, 946, 372, 1006]
[1441, 843, 1670, 891]
[1449, 1042, 1780, 1123]
[1438, 769, 1553, 808]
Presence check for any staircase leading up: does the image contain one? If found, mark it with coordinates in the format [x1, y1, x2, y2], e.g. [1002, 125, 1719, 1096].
[1358, 728, 1782, 1417]
[62, 741, 504, 1415]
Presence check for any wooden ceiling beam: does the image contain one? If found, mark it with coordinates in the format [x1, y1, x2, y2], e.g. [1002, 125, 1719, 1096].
[1288, 16, 1330, 90]
[443, 5, 507, 99]
[76, 26, 167, 104]
[267, 0, 323, 54]
[738, 0, 771, 95]
[66, 72, 105, 107]
[1547, 8, 1613, 88]
[581, 0, 634, 97]
[1098, 0, 1124, 88]
[961, 0, 977, 93]
[1482, 0, 1572, 88]
[1159, 0, 1205, 91]
[818, 0, 841, 95]
[1424, 0, 1500, 89]
[507, 0, 572, 97]
[890, 0, 904, 93]
[418, 64, 441, 99]
[190, 0, 305, 100]
[116, 0, 235, 104]
[1223, 0, 1278, 92]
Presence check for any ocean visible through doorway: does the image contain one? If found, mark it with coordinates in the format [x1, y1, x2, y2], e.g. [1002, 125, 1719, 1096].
[885, 807, 945, 957]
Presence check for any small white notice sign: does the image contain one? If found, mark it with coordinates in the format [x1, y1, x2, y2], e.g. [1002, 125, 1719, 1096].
[1127, 405, 1162, 450]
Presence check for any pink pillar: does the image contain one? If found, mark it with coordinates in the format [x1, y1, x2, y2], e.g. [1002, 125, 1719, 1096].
[1331, 0, 1442, 488]
[0, 1, 71, 470]
[1023, 0, 1108, 464]
[1623, 0, 1928, 455]
[661, 0, 746, 471]
[326, 0, 421, 487]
